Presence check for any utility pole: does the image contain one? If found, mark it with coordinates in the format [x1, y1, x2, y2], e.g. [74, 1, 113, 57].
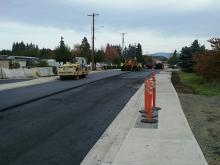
[121, 33, 127, 57]
[88, 13, 99, 70]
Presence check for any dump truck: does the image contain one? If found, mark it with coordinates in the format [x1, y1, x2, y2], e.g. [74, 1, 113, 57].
[58, 63, 88, 79]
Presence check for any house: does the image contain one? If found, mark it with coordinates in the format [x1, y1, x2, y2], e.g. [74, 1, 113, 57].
[0, 55, 39, 68]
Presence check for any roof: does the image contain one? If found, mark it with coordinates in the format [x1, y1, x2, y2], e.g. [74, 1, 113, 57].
[7, 56, 39, 60]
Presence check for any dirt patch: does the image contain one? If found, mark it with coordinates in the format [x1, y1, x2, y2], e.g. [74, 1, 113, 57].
[172, 72, 220, 165]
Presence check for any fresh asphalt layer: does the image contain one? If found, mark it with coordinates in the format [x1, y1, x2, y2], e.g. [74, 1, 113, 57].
[0, 71, 152, 165]
[0, 70, 127, 111]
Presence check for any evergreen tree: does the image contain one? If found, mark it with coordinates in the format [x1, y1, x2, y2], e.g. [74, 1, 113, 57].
[136, 43, 143, 62]
[0, 49, 12, 55]
[54, 37, 71, 63]
[79, 37, 91, 61]
[178, 40, 205, 72]
[95, 49, 104, 63]
[40, 48, 54, 59]
[12, 41, 40, 57]
[168, 50, 178, 66]
[123, 43, 143, 63]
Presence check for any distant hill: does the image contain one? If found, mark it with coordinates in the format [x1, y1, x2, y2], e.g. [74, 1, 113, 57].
[147, 52, 172, 58]
[152, 56, 168, 61]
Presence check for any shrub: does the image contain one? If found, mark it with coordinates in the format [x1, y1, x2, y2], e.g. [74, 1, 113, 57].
[34, 61, 49, 67]
[10, 62, 20, 69]
[193, 50, 220, 83]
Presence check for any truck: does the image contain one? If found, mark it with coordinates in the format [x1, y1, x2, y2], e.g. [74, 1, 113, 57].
[58, 63, 88, 80]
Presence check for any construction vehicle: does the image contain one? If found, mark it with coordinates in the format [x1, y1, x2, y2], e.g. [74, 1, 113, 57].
[121, 59, 141, 71]
[58, 63, 88, 79]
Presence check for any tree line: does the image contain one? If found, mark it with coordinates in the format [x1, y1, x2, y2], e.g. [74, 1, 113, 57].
[168, 38, 220, 83]
[0, 37, 144, 65]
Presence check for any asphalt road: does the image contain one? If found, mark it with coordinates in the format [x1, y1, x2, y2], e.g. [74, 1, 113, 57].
[0, 79, 33, 84]
[0, 70, 124, 111]
[0, 71, 152, 165]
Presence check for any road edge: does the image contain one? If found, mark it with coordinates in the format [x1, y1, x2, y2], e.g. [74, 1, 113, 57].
[80, 83, 144, 165]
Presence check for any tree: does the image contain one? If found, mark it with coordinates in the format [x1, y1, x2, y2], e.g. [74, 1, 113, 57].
[208, 38, 220, 50]
[136, 43, 144, 63]
[105, 44, 121, 62]
[54, 37, 71, 63]
[194, 50, 220, 82]
[0, 49, 12, 55]
[95, 49, 104, 63]
[193, 38, 220, 82]
[12, 42, 40, 57]
[178, 40, 205, 72]
[191, 40, 205, 54]
[143, 55, 153, 68]
[40, 48, 54, 59]
[72, 44, 81, 58]
[79, 37, 91, 61]
[123, 43, 144, 63]
[168, 50, 178, 66]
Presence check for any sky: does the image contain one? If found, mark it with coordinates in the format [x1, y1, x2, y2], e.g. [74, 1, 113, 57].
[0, 0, 220, 54]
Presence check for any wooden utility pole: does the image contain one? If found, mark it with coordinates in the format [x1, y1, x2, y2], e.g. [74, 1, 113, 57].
[88, 13, 99, 70]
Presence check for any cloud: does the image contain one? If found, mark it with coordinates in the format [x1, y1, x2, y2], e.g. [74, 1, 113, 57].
[0, 21, 88, 49]
[63, 0, 215, 11]
[0, 0, 219, 52]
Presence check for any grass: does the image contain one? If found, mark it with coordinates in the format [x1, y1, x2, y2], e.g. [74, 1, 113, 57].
[178, 71, 220, 96]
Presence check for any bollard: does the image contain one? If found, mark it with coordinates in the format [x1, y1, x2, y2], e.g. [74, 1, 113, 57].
[147, 80, 153, 120]
[139, 79, 148, 114]
[144, 80, 148, 113]
[141, 80, 158, 123]
[140, 79, 158, 117]
[151, 66, 161, 111]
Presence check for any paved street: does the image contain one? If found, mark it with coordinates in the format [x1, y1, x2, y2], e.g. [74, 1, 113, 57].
[0, 79, 33, 84]
[0, 71, 152, 165]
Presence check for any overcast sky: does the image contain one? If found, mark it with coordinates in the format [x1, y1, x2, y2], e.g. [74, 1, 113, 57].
[0, 0, 219, 53]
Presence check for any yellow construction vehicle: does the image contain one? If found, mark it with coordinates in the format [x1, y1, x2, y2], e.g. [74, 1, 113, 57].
[121, 59, 141, 71]
[58, 63, 88, 80]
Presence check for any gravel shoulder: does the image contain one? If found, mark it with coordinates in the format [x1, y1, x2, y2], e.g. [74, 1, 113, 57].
[172, 72, 220, 165]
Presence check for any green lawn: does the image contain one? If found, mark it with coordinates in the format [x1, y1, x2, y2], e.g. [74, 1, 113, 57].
[178, 71, 220, 96]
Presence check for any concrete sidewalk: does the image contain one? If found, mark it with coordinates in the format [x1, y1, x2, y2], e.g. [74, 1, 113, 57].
[81, 71, 208, 165]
